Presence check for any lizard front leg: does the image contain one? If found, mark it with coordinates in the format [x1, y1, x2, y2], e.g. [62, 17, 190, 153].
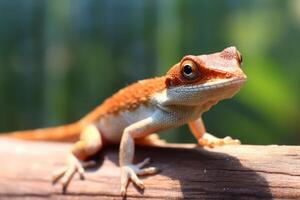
[119, 117, 160, 196]
[52, 124, 102, 192]
[188, 117, 240, 148]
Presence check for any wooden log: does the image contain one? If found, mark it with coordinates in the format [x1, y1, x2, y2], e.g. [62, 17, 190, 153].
[0, 138, 299, 199]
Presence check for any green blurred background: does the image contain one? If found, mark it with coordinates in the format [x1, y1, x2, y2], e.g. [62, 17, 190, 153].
[0, 0, 299, 145]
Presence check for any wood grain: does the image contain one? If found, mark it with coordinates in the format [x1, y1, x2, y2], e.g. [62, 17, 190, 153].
[0, 139, 300, 199]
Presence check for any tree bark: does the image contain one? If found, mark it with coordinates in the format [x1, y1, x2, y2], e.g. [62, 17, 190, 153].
[0, 138, 299, 199]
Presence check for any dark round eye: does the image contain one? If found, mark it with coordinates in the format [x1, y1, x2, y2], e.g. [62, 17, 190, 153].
[183, 64, 193, 75]
[181, 60, 199, 80]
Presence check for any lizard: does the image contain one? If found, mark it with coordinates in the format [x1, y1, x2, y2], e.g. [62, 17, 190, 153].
[2, 46, 246, 197]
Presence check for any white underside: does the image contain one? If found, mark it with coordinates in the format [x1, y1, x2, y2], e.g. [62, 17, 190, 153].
[97, 105, 156, 143]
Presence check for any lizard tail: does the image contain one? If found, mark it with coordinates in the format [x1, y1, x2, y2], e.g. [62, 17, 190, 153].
[1, 122, 83, 142]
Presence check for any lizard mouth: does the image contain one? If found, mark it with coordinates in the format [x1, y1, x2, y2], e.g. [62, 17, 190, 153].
[174, 77, 247, 93]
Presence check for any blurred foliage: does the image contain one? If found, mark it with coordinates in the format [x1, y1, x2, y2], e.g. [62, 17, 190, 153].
[0, 0, 299, 145]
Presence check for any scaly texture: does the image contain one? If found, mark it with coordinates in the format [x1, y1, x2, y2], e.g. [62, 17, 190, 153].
[82, 77, 166, 123]
[2, 46, 247, 197]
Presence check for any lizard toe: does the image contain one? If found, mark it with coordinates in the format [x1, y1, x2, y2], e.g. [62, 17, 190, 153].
[137, 166, 160, 176]
[120, 158, 159, 196]
[52, 154, 86, 193]
[199, 136, 241, 148]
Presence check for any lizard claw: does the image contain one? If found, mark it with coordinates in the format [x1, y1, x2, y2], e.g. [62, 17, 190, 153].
[52, 154, 86, 192]
[120, 157, 159, 197]
[198, 134, 241, 148]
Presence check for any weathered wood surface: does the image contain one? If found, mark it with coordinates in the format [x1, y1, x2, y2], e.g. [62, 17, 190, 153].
[0, 139, 300, 199]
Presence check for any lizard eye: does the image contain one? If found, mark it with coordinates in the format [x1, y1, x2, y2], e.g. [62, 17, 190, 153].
[237, 50, 243, 65]
[181, 60, 199, 80]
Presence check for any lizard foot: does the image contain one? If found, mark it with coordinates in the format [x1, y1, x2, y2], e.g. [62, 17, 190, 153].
[198, 133, 241, 148]
[52, 154, 96, 192]
[120, 157, 159, 197]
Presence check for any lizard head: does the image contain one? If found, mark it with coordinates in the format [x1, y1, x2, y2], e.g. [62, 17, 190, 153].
[164, 46, 247, 106]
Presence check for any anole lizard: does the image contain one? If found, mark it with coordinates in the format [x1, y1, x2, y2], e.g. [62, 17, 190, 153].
[2, 46, 246, 196]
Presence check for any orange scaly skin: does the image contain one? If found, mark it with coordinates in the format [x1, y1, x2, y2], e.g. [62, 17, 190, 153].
[3, 47, 247, 197]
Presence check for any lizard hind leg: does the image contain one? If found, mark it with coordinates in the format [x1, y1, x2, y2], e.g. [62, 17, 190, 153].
[52, 124, 102, 192]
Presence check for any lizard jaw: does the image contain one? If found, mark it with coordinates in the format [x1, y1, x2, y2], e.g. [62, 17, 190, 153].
[157, 77, 247, 107]
[173, 77, 247, 94]
[154, 77, 246, 107]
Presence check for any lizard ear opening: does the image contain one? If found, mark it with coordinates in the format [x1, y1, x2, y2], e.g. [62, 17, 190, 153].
[165, 76, 181, 87]
[165, 77, 172, 87]
[165, 77, 175, 87]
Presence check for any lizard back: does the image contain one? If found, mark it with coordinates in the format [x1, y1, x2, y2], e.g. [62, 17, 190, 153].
[81, 76, 166, 124]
